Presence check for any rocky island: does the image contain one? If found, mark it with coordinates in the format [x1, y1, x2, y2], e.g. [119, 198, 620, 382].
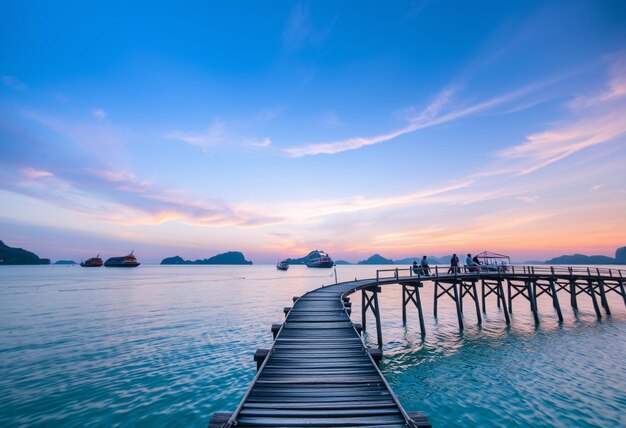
[0, 240, 50, 265]
[546, 246, 626, 265]
[357, 254, 394, 265]
[161, 251, 253, 265]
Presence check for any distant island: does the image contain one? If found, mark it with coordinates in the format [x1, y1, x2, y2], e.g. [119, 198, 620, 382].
[161, 251, 252, 265]
[0, 240, 50, 265]
[55, 260, 77, 265]
[354, 254, 452, 265]
[546, 247, 625, 265]
[395, 255, 452, 265]
[351, 247, 625, 265]
[357, 254, 394, 265]
[334, 260, 351, 265]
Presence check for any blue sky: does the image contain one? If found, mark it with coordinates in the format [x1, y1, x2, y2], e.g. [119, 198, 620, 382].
[1, 1, 626, 263]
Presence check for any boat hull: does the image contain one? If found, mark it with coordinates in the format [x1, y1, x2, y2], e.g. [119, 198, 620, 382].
[80, 257, 103, 267]
[305, 261, 334, 268]
[104, 262, 140, 267]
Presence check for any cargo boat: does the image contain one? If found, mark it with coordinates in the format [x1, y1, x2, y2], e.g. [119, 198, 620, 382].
[305, 250, 334, 268]
[104, 251, 140, 267]
[80, 254, 103, 267]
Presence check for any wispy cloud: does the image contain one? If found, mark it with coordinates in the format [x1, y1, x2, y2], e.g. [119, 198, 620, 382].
[570, 51, 626, 109]
[165, 120, 226, 150]
[499, 54, 626, 174]
[251, 137, 272, 148]
[242, 180, 474, 226]
[21, 167, 53, 179]
[1, 75, 27, 91]
[283, 82, 542, 157]
[166, 108, 280, 151]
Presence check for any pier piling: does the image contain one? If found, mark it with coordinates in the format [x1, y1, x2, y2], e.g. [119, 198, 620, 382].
[401, 283, 426, 336]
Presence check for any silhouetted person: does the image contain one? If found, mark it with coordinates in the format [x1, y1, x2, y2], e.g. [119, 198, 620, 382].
[412, 260, 419, 274]
[420, 256, 430, 275]
[448, 253, 459, 274]
[465, 253, 477, 272]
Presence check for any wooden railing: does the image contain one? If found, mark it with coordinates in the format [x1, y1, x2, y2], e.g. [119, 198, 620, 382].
[375, 265, 626, 283]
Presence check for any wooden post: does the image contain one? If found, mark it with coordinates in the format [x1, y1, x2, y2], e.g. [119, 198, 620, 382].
[402, 284, 426, 336]
[620, 270, 626, 307]
[373, 289, 383, 349]
[496, 279, 501, 308]
[402, 285, 407, 325]
[619, 280, 626, 307]
[497, 277, 510, 324]
[481, 280, 487, 313]
[569, 267, 578, 311]
[472, 280, 482, 325]
[507, 278, 513, 313]
[596, 268, 611, 315]
[361, 287, 383, 348]
[452, 278, 464, 331]
[549, 279, 563, 323]
[254, 348, 270, 370]
[587, 268, 602, 319]
[415, 285, 426, 336]
[361, 289, 367, 331]
[367, 347, 383, 366]
[271, 323, 282, 339]
[527, 278, 539, 324]
[433, 279, 439, 319]
[549, 267, 563, 323]
[458, 281, 464, 314]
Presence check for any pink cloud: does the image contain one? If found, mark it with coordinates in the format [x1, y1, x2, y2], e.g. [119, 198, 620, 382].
[21, 167, 53, 179]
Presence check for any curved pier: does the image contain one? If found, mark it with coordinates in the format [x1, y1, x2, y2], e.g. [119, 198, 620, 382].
[211, 266, 625, 427]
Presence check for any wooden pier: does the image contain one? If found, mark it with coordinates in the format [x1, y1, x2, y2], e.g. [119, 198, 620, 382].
[211, 265, 625, 427]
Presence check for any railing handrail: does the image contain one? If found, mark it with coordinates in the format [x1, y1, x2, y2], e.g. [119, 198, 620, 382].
[375, 265, 625, 280]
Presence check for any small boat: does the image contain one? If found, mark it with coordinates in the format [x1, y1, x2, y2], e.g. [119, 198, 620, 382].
[305, 250, 334, 268]
[104, 251, 140, 267]
[276, 260, 289, 271]
[81, 254, 103, 267]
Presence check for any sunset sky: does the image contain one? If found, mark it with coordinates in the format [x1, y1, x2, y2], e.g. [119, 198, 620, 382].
[1, 1, 625, 263]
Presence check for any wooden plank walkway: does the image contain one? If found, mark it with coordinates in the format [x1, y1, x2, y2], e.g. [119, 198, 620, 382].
[219, 280, 425, 427]
[212, 265, 625, 427]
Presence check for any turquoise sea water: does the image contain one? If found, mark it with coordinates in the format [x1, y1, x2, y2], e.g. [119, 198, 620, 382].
[1, 265, 624, 427]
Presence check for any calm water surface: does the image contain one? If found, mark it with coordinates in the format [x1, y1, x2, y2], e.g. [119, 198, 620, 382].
[1, 265, 624, 427]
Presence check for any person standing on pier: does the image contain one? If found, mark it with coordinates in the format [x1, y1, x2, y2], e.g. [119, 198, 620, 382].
[448, 253, 459, 273]
[420, 256, 430, 275]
